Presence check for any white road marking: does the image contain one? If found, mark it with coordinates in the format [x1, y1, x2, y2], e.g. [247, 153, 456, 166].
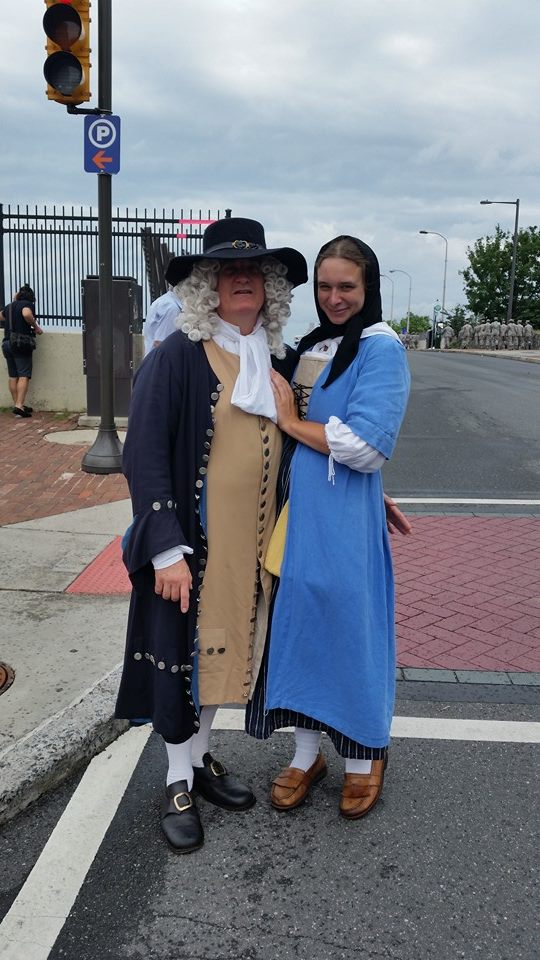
[1, 710, 538, 959]
[394, 497, 540, 505]
[390, 715, 540, 743]
[214, 708, 540, 743]
[0, 725, 150, 960]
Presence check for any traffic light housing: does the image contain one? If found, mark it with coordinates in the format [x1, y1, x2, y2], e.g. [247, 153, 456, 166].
[43, 0, 91, 105]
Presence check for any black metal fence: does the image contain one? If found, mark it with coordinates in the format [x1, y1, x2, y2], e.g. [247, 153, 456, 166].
[0, 203, 230, 327]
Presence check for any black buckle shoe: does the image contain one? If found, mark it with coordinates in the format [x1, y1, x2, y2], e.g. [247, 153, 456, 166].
[160, 779, 204, 854]
[193, 753, 256, 811]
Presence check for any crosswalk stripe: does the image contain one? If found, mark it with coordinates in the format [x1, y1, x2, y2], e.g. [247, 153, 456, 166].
[0, 725, 151, 960]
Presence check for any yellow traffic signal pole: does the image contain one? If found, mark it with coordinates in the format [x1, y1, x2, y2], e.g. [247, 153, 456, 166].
[43, 1, 122, 471]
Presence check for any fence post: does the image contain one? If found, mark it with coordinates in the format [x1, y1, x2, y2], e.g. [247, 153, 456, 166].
[0, 204, 5, 308]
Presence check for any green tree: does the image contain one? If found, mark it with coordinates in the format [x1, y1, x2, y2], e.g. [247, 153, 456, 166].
[461, 225, 540, 324]
[397, 313, 431, 334]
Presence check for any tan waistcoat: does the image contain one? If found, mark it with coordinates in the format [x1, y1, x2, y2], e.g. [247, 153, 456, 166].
[197, 340, 281, 704]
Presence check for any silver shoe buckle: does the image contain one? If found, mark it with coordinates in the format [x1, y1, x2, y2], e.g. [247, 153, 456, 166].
[210, 759, 226, 777]
[173, 791, 193, 813]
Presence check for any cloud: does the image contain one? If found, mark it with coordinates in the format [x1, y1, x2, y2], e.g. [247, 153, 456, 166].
[2, 0, 540, 329]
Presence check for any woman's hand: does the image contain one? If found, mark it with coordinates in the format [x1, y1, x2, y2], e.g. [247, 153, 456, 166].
[270, 369, 298, 431]
[384, 494, 412, 536]
[154, 558, 192, 613]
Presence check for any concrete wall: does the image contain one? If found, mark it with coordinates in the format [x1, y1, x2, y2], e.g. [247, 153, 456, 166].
[1, 332, 144, 413]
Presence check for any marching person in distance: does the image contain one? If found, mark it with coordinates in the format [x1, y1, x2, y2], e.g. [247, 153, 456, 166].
[0, 284, 43, 417]
[143, 285, 183, 355]
[247, 235, 411, 821]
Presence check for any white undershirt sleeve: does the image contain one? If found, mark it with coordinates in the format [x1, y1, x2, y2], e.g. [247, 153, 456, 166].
[152, 545, 193, 570]
[324, 415, 385, 474]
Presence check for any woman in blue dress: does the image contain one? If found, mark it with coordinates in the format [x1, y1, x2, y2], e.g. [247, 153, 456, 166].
[246, 235, 411, 819]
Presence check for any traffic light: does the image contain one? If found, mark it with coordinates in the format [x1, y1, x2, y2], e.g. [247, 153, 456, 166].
[43, 0, 91, 105]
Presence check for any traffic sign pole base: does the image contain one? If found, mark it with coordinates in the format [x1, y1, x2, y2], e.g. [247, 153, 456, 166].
[81, 426, 124, 474]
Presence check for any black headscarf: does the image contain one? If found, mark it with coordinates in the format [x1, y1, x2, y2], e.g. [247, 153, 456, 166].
[296, 236, 382, 389]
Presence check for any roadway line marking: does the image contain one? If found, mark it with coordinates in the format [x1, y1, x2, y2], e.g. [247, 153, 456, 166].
[216, 709, 540, 743]
[394, 498, 540, 505]
[0, 725, 150, 960]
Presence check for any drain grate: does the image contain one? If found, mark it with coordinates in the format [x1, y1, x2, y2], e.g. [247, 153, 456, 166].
[0, 662, 15, 695]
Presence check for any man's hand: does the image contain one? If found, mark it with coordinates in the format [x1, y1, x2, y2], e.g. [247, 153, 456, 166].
[384, 495, 412, 536]
[154, 558, 192, 613]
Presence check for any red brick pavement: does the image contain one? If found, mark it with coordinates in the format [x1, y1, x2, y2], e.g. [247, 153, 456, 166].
[2, 411, 539, 674]
[67, 514, 540, 674]
[0, 410, 127, 525]
[66, 536, 131, 594]
[391, 516, 540, 673]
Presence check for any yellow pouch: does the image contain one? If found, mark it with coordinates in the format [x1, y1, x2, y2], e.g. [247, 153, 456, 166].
[264, 501, 289, 577]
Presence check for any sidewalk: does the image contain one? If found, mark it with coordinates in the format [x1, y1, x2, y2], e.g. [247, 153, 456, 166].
[440, 347, 540, 363]
[0, 410, 539, 825]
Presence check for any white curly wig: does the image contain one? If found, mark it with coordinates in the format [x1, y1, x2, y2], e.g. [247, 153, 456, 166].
[173, 257, 293, 359]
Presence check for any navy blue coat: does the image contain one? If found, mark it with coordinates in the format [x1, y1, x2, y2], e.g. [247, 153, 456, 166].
[115, 330, 297, 743]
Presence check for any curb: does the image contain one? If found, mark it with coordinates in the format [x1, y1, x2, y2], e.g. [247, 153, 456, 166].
[449, 349, 540, 364]
[396, 667, 540, 686]
[0, 667, 128, 827]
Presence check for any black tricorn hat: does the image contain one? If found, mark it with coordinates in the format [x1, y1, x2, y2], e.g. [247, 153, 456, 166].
[165, 217, 308, 288]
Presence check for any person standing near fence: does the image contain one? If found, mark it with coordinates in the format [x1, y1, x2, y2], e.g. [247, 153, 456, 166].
[0, 284, 43, 417]
[143, 286, 183, 355]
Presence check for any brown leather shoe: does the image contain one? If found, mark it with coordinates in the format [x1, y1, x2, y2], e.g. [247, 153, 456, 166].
[271, 752, 327, 810]
[339, 760, 386, 819]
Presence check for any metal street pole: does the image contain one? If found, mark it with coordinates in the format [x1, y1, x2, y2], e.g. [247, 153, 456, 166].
[389, 269, 412, 333]
[480, 199, 520, 323]
[419, 230, 448, 347]
[380, 274, 394, 324]
[82, 0, 123, 473]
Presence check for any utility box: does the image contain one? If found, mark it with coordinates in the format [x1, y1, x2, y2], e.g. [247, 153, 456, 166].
[82, 276, 143, 417]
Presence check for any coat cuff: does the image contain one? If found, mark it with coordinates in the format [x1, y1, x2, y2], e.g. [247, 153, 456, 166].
[123, 499, 189, 577]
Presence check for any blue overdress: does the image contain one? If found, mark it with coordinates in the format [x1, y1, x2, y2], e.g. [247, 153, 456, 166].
[265, 335, 410, 747]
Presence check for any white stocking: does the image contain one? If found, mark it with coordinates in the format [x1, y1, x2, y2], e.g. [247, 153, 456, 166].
[191, 704, 219, 767]
[290, 727, 321, 771]
[164, 737, 194, 789]
[345, 758, 372, 775]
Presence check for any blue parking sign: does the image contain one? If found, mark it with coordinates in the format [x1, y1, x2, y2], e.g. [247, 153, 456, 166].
[84, 115, 121, 174]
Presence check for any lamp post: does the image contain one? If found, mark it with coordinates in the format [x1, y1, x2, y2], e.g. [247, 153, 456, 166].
[419, 231, 448, 337]
[380, 273, 395, 324]
[389, 269, 412, 333]
[480, 198, 520, 322]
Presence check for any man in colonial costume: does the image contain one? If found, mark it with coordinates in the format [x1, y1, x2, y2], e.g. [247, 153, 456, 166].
[116, 218, 308, 853]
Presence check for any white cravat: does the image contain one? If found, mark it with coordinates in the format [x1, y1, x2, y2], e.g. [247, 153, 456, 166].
[213, 317, 277, 423]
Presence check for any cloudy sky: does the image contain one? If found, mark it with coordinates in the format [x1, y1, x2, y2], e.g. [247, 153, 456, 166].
[2, 0, 539, 337]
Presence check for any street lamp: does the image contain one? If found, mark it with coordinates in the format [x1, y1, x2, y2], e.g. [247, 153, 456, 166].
[389, 269, 412, 333]
[479, 198, 520, 322]
[380, 274, 395, 324]
[419, 230, 448, 327]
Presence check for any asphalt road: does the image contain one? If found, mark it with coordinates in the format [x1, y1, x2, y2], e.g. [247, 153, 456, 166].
[383, 352, 540, 498]
[2, 709, 539, 960]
